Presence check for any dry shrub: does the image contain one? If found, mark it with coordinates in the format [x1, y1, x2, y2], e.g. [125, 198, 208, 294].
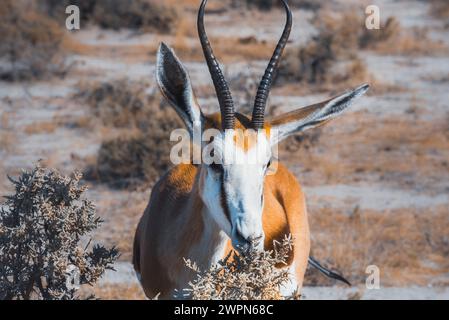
[429, 0, 449, 20]
[280, 128, 323, 154]
[276, 10, 447, 91]
[276, 45, 370, 92]
[333, 58, 370, 86]
[77, 80, 151, 129]
[179, 236, 300, 300]
[79, 80, 183, 188]
[92, 0, 177, 32]
[43, 0, 177, 33]
[360, 14, 446, 55]
[0, 164, 119, 300]
[244, 0, 323, 11]
[311, 11, 439, 56]
[359, 17, 400, 49]
[245, 0, 275, 10]
[275, 11, 371, 89]
[0, 0, 65, 81]
[42, 0, 96, 23]
[306, 206, 449, 286]
[275, 9, 445, 90]
[95, 128, 174, 189]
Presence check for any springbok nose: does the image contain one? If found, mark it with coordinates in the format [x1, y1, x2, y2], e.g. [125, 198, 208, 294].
[235, 230, 263, 245]
[233, 222, 264, 252]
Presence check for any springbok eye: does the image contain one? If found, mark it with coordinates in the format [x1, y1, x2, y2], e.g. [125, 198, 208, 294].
[267, 160, 272, 168]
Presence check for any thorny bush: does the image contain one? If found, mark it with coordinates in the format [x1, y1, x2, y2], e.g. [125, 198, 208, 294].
[179, 235, 300, 300]
[0, 164, 119, 300]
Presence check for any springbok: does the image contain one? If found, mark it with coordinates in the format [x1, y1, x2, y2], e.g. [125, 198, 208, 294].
[133, 0, 368, 299]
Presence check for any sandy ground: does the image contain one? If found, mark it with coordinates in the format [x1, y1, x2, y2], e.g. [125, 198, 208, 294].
[99, 262, 449, 300]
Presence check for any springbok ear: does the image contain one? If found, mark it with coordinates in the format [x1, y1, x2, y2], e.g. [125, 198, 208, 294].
[156, 42, 203, 134]
[269, 84, 369, 145]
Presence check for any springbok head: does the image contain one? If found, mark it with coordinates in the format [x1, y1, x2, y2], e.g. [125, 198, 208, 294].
[156, 0, 369, 253]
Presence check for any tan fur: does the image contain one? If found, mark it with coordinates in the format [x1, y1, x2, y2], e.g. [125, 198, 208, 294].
[133, 113, 310, 299]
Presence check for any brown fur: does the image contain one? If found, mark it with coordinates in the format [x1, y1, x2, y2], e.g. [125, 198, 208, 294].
[133, 113, 310, 299]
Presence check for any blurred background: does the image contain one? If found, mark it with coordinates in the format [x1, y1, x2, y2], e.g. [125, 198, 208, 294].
[0, 0, 448, 299]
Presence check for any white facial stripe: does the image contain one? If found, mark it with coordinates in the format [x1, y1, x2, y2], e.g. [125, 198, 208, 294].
[200, 130, 271, 249]
[218, 130, 272, 166]
[223, 162, 265, 229]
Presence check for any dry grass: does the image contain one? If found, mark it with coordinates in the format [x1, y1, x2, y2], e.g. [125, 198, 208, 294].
[172, 35, 278, 63]
[360, 10, 446, 55]
[43, 0, 178, 33]
[244, 0, 324, 11]
[219, 38, 279, 62]
[429, 0, 449, 20]
[359, 17, 401, 49]
[23, 121, 59, 135]
[0, 162, 9, 195]
[281, 112, 449, 187]
[92, 0, 177, 32]
[85, 284, 146, 300]
[0, 112, 16, 153]
[77, 80, 183, 189]
[305, 205, 449, 286]
[370, 26, 448, 56]
[0, 0, 66, 81]
[90, 189, 148, 262]
[275, 9, 446, 93]
[275, 10, 372, 91]
[22, 111, 95, 135]
[76, 80, 153, 129]
[345, 115, 449, 183]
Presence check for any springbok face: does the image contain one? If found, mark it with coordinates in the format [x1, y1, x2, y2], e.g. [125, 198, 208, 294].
[198, 125, 273, 252]
[156, 0, 369, 253]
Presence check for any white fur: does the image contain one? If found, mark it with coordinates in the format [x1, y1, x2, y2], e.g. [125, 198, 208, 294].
[200, 130, 272, 250]
[280, 262, 299, 297]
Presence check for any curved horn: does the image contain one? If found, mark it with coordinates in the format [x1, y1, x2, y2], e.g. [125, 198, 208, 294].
[198, 0, 235, 130]
[251, 0, 292, 129]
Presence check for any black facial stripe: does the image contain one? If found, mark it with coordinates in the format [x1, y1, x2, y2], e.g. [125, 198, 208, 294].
[220, 177, 232, 223]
